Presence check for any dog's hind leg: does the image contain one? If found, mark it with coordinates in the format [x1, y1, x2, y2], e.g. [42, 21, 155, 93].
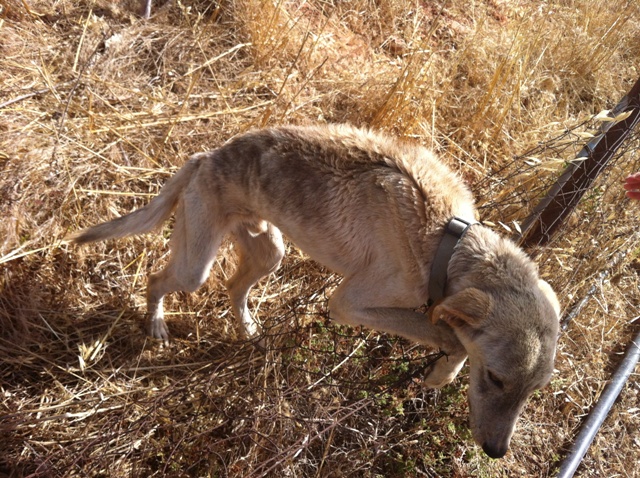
[226, 222, 285, 341]
[146, 194, 227, 342]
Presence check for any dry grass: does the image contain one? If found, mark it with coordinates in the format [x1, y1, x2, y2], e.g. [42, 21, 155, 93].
[1, 0, 640, 476]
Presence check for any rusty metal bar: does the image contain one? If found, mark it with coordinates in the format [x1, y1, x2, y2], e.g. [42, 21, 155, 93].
[519, 76, 640, 247]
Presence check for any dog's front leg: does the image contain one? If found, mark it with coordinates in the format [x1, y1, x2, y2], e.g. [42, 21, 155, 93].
[328, 280, 467, 388]
[423, 345, 467, 388]
[330, 303, 467, 388]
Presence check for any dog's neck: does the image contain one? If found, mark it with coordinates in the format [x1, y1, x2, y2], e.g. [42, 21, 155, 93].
[428, 217, 478, 305]
[444, 223, 539, 295]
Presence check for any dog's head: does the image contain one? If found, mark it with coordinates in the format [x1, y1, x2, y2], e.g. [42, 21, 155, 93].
[432, 279, 560, 458]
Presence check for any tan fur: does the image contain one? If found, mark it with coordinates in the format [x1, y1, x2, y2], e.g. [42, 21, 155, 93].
[70, 124, 560, 458]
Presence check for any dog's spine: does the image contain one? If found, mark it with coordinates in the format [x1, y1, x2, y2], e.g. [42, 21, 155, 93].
[70, 157, 201, 244]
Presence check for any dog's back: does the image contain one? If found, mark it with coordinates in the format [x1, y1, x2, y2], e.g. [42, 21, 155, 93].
[214, 124, 476, 224]
[193, 125, 477, 274]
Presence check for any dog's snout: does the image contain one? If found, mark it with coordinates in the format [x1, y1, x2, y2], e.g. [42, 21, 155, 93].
[482, 441, 508, 459]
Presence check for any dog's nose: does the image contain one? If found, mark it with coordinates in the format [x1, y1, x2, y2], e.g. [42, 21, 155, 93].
[482, 442, 508, 459]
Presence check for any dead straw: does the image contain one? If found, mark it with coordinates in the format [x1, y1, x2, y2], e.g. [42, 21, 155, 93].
[1, 1, 639, 476]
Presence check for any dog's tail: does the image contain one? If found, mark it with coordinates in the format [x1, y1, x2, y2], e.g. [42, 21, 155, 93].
[69, 156, 201, 244]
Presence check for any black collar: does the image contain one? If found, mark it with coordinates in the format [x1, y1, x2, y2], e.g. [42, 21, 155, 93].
[427, 216, 478, 305]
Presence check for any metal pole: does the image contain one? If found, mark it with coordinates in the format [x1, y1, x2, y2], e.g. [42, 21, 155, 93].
[519, 76, 640, 247]
[556, 329, 640, 478]
[142, 0, 152, 19]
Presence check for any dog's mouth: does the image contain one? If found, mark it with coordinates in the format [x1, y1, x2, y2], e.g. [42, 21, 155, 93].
[481, 440, 509, 459]
[468, 395, 516, 459]
[471, 421, 512, 459]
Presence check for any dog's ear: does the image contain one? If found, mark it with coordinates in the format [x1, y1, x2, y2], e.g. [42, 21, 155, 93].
[537, 279, 561, 318]
[431, 288, 493, 328]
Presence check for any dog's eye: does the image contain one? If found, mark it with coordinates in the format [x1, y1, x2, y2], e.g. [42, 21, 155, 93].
[487, 370, 504, 389]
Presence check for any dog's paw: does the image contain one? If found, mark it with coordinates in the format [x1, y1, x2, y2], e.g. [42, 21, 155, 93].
[149, 317, 170, 345]
[424, 353, 467, 389]
[423, 369, 457, 389]
[238, 319, 268, 351]
[252, 335, 267, 352]
[239, 317, 262, 340]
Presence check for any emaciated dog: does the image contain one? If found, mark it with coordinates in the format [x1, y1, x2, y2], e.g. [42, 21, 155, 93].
[71, 124, 561, 458]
